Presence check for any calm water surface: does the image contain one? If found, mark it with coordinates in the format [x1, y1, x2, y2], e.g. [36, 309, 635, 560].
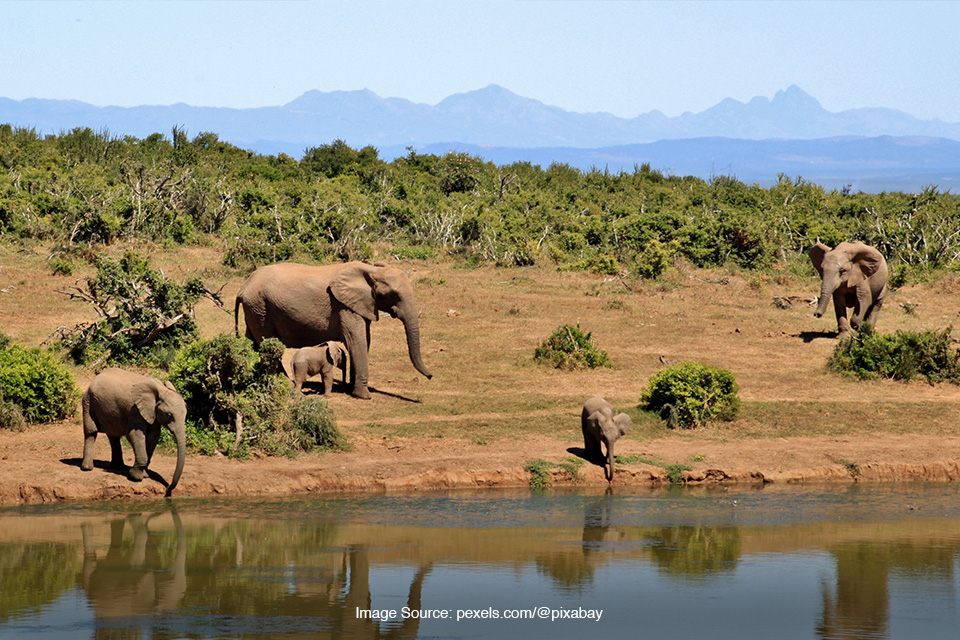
[2, 484, 960, 639]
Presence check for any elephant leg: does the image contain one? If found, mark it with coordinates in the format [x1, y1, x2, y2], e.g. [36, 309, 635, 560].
[321, 368, 334, 396]
[341, 314, 371, 399]
[108, 435, 125, 469]
[832, 293, 852, 337]
[81, 408, 98, 471]
[127, 430, 148, 481]
[582, 424, 600, 461]
[145, 428, 161, 464]
[864, 298, 883, 326]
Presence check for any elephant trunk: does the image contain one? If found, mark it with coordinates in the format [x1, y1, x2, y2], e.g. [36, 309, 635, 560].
[814, 277, 836, 318]
[398, 302, 433, 380]
[605, 442, 615, 482]
[166, 423, 186, 498]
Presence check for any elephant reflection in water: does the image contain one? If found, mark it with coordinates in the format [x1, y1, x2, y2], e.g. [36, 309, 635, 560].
[536, 490, 624, 590]
[78, 511, 186, 632]
[290, 545, 433, 639]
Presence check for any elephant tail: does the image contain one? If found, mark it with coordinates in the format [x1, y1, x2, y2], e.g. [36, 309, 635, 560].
[234, 294, 242, 337]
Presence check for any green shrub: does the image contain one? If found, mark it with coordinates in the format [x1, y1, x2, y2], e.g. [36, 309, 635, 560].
[56, 251, 211, 366]
[533, 323, 611, 370]
[558, 254, 621, 275]
[0, 344, 77, 424]
[827, 325, 960, 383]
[630, 238, 676, 280]
[641, 361, 740, 429]
[0, 397, 27, 431]
[285, 395, 348, 452]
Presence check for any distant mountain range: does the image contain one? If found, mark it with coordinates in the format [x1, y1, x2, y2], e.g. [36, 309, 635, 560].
[2, 85, 959, 192]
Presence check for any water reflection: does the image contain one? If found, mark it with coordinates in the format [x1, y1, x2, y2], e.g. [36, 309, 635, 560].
[0, 486, 959, 639]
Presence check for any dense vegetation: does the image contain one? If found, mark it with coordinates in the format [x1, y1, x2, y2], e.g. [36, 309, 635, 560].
[641, 362, 741, 429]
[828, 326, 960, 384]
[3, 125, 960, 280]
[0, 332, 77, 429]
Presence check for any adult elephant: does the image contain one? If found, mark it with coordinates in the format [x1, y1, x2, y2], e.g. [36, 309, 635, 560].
[809, 241, 888, 337]
[235, 261, 432, 399]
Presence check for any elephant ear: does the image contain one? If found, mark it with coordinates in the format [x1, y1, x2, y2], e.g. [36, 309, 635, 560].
[132, 381, 158, 424]
[848, 244, 883, 286]
[808, 242, 831, 278]
[614, 413, 632, 436]
[330, 264, 378, 321]
[325, 344, 342, 368]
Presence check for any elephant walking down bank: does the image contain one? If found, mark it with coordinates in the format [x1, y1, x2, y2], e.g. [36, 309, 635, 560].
[235, 261, 432, 399]
[81, 368, 187, 496]
[809, 241, 888, 337]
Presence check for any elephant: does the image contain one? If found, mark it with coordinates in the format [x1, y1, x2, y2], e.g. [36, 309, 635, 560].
[291, 342, 347, 395]
[79, 512, 186, 623]
[235, 261, 433, 399]
[809, 241, 888, 337]
[81, 368, 186, 497]
[581, 396, 632, 482]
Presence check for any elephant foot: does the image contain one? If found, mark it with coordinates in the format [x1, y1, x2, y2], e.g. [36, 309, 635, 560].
[351, 387, 372, 400]
[80, 459, 93, 471]
[128, 467, 147, 482]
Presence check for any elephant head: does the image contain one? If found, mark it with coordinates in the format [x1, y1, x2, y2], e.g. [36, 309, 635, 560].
[330, 263, 433, 381]
[809, 241, 888, 333]
[588, 411, 632, 482]
[132, 380, 186, 497]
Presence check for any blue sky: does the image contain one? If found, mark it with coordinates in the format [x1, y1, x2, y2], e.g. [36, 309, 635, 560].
[3, 1, 958, 122]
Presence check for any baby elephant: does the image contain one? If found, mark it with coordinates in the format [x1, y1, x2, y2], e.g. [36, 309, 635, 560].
[581, 396, 632, 482]
[81, 368, 187, 496]
[290, 342, 347, 395]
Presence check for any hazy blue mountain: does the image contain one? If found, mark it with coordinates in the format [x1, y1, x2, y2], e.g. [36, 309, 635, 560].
[4, 84, 959, 151]
[2, 85, 959, 191]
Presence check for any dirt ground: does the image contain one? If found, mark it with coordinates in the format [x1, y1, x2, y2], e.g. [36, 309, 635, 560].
[2, 244, 960, 506]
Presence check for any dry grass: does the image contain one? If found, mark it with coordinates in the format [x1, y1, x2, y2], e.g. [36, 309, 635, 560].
[3, 240, 960, 448]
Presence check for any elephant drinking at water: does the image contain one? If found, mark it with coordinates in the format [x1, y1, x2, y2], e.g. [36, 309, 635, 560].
[235, 261, 432, 399]
[581, 396, 632, 482]
[81, 368, 187, 496]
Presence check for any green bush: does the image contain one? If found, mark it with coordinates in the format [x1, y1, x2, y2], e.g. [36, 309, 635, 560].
[533, 324, 611, 370]
[641, 361, 740, 429]
[630, 238, 676, 280]
[827, 325, 960, 383]
[285, 395, 348, 452]
[558, 254, 621, 275]
[0, 344, 77, 425]
[57, 251, 210, 366]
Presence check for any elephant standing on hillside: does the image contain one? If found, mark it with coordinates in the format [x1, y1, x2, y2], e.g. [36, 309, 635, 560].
[581, 396, 632, 482]
[809, 241, 888, 337]
[235, 261, 432, 399]
[291, 342, 347, 395]
[81, 368, 187, 497]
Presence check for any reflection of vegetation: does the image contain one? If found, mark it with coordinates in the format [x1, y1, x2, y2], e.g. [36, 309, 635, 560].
[535, 551, 595, 593]
[647, 526, 742, 578]
[0, 542, 82, 622]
